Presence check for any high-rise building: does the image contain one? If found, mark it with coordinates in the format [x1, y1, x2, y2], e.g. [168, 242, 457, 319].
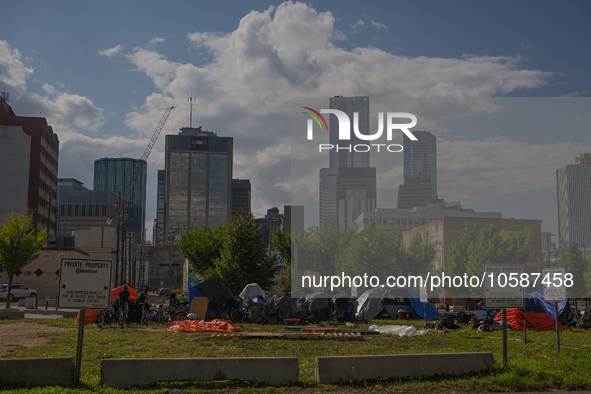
[94, 158, 147, 241]
[153, 170, 165, 245]
[231, 179, 251, 217]
[320, 167, 376, 228]
[57, 178, 88, 191]
[397, 170, 433, 209]
[255, 207, 284, 247]
[557, 153, 591, 257]
[56, 188, 118, 236]
[284, 205, 304, 234]
[403, 130, 437, 199]
[164, 127, 233, 244]
[0, 94, 59, 235]
[329, 96, 370, 168]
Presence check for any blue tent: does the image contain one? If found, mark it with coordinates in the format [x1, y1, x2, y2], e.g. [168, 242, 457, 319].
[525, 291, 571, 320]
[356, 286, 439, 321]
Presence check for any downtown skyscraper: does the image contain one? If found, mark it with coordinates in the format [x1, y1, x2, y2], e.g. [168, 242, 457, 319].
[557, 153, 591, 257]
[319, 96, 376, 228]
[397, 130, 437, 209]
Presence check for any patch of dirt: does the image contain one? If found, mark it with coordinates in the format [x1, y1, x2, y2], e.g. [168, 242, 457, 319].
[0, 322, 72, 356]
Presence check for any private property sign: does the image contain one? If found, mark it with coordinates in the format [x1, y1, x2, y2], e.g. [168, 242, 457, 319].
[483, 265, 525, 309]
[58, 258, 112, 309]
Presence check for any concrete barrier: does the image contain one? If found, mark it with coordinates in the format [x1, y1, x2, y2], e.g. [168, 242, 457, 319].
[315, 352, 494, 384]
[101, 357, 299, 387]
[0, 310, 25, 319]
[25, 297, 37, 309]
[0, 357, 74, 386]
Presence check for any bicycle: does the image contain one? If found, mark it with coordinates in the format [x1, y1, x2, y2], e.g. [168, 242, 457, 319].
[96, 302, 118, 329]
[157, 304, 171, 325]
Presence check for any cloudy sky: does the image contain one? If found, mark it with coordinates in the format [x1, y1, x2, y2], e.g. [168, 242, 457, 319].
[1, 1, 590, 242]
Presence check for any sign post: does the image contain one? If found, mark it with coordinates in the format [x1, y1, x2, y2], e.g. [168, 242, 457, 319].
[483, 265, 525, 364]
[543, 267, 566, 353]
[58, 258, 112, 385]
[420, 286, 428, 329]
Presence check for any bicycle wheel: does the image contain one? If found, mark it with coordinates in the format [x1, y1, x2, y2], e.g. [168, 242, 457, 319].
[230, 309, 244, 324]
[96, 311, 105, 329]
[141, 308, 151, 326]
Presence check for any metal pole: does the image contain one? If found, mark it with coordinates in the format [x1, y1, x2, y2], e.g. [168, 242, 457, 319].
[424, 302, 427, 329]
[523, 319, 527, 344]
[502, 308, 508, 363]
[75, 309, 86, 385]
[555, 302, 560, 352]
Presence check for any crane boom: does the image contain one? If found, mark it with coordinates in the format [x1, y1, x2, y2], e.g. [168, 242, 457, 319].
[107, 106, 175, 225]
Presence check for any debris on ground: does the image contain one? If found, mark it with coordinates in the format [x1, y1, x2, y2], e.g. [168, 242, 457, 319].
[368, 325, 428, 337]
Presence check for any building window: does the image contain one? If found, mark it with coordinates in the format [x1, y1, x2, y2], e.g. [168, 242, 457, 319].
[389, 218, 394, 224]
[95, 205, 100, 216]
[421, 219, 426, 225]
[364, 218, 369, 224]
[81, 205, 86, 217]
[74, 205, 79, 217]
[414, 219, 420, 225]
[396, 218, 400, 225]
[60, 205, 65, 216]
[102, 205, 107, 216]
[377, 218, 382, 224]
[88, 205, 93, 217]
[402, 218, 407, 224]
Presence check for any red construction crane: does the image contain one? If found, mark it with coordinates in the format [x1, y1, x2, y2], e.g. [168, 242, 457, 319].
[106, 106, 175, 225]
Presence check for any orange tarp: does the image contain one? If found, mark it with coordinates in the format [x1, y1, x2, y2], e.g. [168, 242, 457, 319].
[494, 309, 565, 331]
[75, 285, 138, 324]
[167, 319, 242, 333]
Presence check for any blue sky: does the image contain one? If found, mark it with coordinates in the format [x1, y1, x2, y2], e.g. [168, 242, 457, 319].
[1, 1, 590, 241]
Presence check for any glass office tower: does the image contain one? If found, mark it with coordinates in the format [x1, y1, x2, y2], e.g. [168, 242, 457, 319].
[164, 127, 233, 244]
[94, 158, 147, 241]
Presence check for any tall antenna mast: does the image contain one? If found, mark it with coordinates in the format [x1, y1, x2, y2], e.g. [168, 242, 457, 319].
[188, 93, 195, 128]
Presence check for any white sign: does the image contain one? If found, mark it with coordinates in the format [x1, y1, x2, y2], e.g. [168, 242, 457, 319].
[483, 265, 525, 309]
[543, 267, 567, 302]
[420, 286, 428, 303]
[58, 259, 112, 309]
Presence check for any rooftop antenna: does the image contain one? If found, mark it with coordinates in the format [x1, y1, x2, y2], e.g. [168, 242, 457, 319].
[188, 93, 195, 128]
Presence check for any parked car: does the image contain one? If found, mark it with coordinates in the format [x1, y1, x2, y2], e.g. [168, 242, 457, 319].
[158, 288, 171, 296]
[0, 284, 37, 300]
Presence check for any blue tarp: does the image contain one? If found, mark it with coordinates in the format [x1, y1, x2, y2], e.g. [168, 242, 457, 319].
[526, 291, 571, 320]
[404, 287, 440, 321]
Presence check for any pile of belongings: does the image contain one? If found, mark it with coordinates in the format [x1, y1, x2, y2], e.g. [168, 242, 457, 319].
[369, 324, 428, 337]
[257, 289, 335, 324]
[576, 309, 591, 329]
[167, 319, 242, 333]
[425, 313, 463, 332]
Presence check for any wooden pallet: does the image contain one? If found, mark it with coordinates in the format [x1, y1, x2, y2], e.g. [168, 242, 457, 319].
[201, 332, 364, 341]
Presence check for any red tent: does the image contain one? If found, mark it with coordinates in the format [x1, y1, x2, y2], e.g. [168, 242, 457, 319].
[75, 285, 138, 324]
[494, 308, 566, 331]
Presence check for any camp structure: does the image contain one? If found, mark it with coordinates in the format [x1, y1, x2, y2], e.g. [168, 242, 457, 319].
[355, 286, 439, 321]
[239, 283, 266, 306]
[257, 288, 335, 324]
[75, 285, 138, 324]
[188, 278, 237, 320]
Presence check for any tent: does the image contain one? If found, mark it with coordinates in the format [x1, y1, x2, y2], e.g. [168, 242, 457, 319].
[522, 291, 571, 320]
[75, 285, 138, 324]
[355, 286, 439, 321]
[239, 283, 266, 306]
[257, 289, 334, 324]
[188, 278, 235, 309]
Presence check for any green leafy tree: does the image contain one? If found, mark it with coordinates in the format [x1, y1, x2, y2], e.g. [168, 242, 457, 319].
[179, 224, 226, 278]
[337, 226, 406, 291]
[292, 220, 355, 279]
[404, 232, 437, 278]
[556, 242, 588, 297]
[0, 210, 47, 308]
[210, 212, 278, 296]
[584, 260, 591, 297]
[272, 228, 292, 293]
[445, 226, 477, 295]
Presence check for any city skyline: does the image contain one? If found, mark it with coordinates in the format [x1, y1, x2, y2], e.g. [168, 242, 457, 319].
[1, 2, 590, 240]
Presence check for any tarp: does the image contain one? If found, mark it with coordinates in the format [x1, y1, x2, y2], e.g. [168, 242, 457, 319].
[355, 286, 439, 321]
[167, 319, 242, 333]
[192, 278, 235, 309]
[525, 291, 571, 320]
[239, 283, 266, 305]
[257, 288, 335, 324]
[75, 285, 138, 324]
[369, 324, 429, 337]
[494, 308, 566, 331]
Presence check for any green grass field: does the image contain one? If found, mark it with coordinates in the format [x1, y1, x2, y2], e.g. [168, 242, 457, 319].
[1, 317, 591, 393]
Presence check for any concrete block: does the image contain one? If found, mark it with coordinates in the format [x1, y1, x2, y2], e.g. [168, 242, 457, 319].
[0, 357, 74, 386]
[101, 357, 299, 388]
[25, 297, 36, 309]
[62, 311, 79, 318]
[0, 310, 25, 319]
[315, 352, 494, 384]
[18, 299, 25, 307]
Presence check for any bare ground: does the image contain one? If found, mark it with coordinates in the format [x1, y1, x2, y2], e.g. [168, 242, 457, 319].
[0, 322, 72, 356]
